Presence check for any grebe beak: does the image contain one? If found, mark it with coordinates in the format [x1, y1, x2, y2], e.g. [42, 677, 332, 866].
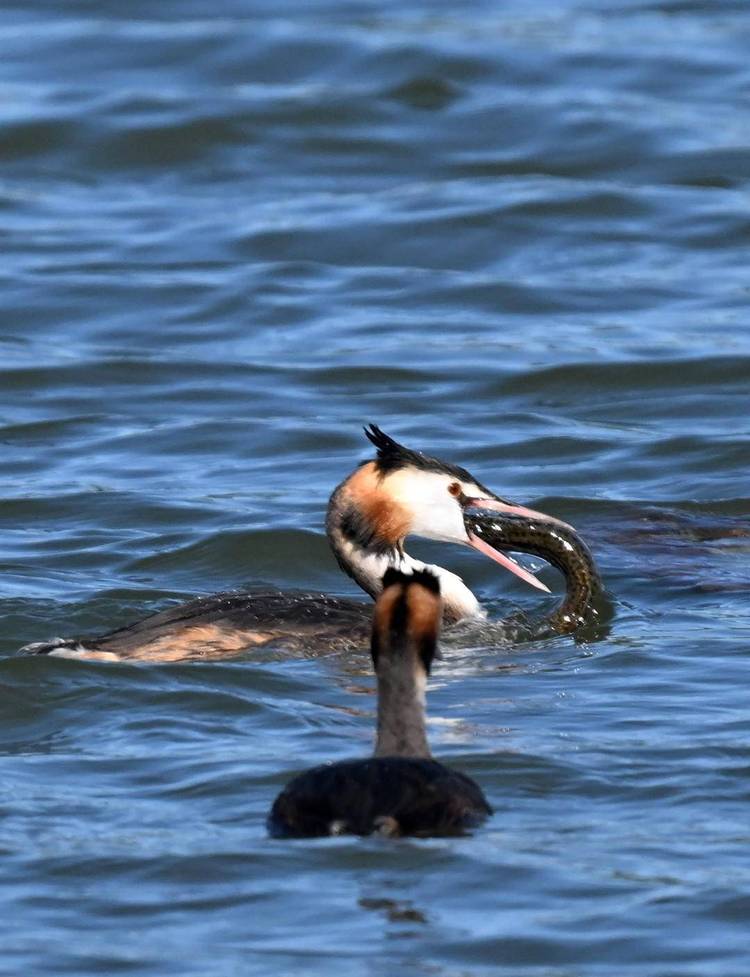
[461, 497, 568, 594]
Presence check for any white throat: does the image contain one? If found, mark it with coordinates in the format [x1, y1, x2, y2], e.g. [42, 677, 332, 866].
[399, 553, 484, 622]
[337, 537, 484, 623]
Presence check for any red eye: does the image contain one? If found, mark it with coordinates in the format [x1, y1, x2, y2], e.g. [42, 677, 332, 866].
[448, 482, 461, 498]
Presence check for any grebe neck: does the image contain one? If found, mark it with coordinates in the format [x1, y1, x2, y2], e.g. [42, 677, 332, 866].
[374, 653, 430, 758]
[327, 523, 482, 622]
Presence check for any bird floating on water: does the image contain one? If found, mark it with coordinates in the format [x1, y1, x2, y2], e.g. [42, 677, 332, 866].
[20, 424, 601, 662]
[267, 567, 493, 838]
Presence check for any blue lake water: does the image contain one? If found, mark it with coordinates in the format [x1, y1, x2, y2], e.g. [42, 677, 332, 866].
[1, 2, 749, 974]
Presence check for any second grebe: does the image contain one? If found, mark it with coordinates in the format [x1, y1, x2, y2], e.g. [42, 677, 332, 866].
[268, 568, 492, 838]
[20, 424, 597, 662]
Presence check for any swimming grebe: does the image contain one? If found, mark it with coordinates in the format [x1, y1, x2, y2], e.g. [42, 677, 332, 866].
[19, 424, 599, 662]
[267, 568, 492, 838]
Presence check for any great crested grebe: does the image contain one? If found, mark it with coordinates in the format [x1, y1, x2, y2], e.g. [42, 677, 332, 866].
[19, 424, 599, 662]
[268, 567, 492, 838]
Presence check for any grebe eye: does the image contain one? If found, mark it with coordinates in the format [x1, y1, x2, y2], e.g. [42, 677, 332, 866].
[447, 481, 462, 498]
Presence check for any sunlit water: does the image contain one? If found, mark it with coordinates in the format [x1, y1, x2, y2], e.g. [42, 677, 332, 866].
[1, 2, 749, 975]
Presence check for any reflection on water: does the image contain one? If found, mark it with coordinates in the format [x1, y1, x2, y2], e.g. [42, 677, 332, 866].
[2, 0, 750, 975]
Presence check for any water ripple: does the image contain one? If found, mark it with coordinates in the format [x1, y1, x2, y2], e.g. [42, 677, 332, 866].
[2, 1, 750, 975]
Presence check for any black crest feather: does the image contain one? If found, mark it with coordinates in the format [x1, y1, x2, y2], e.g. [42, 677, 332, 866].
[381, 567, 441, 595]
[381, 566, 409, 590]
[408, 568, 441, 595]
[363, 423, 483, 485]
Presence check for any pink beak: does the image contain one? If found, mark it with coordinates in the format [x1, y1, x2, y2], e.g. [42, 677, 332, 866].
[463, 498, 564, 594]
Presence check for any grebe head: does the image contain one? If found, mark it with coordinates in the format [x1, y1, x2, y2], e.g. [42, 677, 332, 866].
[327, 425, 570, 620]
[371, 567, 442, 678]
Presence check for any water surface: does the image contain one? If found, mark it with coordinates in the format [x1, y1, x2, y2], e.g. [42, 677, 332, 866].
[1, 2, 749, 975]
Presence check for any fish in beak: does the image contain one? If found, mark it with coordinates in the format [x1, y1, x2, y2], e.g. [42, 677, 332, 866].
[460, 496, 576, 594]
